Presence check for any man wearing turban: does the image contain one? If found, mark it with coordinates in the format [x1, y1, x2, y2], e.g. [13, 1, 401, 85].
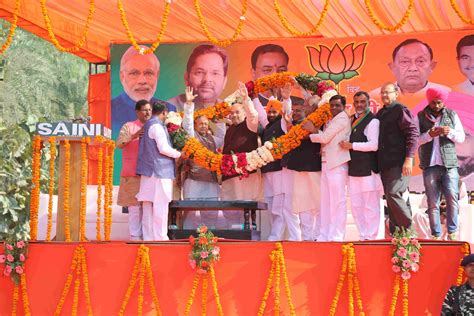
[416, 88, 465, 240]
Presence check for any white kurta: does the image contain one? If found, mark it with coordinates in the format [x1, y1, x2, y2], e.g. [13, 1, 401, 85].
[136, 121, 181, 241]
[347, 118, 384, 240]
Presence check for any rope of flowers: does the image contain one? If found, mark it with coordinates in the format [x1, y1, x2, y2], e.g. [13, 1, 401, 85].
[194, 0, 248, 47]
[46, 137, 56, 242]
[169, 73, 334, 177]
[449, 0, 474, 25]
[54, 245, 93, 316]
[0, 0, 20, 55]
[364, 0, 414, 32]
[105, 140, 115, 241]
[11, 273, 31, 316]
[388, 228, 421, 316]
[456, 242, 471, 285]
[117, 0, 171, 54]
[63, 140, 72, 242]
[79, 137, 90, 242]
[185, 225, 223, 315]
[257, 242, 296, 316]
[95, 136, 104, 241]
[29, 136, 43, 241]
[39, 0, 95, 53]
[273, 0, 330, 36]
[118, 245, 163, 316]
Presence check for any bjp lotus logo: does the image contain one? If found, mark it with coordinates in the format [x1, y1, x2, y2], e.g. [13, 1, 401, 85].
[306, 42, 367, 87]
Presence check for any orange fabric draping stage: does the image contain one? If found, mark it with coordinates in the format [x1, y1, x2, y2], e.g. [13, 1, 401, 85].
[0, 241, 468, 315]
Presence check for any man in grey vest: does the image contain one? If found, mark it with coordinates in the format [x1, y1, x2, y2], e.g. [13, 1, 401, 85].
[136, 101, 181, 241]
[416, 87, 465, 240]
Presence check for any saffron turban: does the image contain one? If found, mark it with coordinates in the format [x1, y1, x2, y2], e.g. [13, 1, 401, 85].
[426, 88, 449, 103]
[266, 99, 283, 114]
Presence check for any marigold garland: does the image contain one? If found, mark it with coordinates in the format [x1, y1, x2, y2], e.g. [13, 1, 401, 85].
[329, 243, 365, 316]
[46, 137, 56, 242]
[389, 274, 401, 316]
[11, 273, 31, 316]
[0, 0, 20, 55]
[63, 140, 72, 242]
[54, 245, 93, 316]
[194, 0, 248, 47]
[95, 136, 104, 241]
[274, 0, 329, 36]
[40, 0, 95, 52]
[456, 242, 471, 286]
[104, 140, 115, 241]
[29, 136, 43, 241]
[253, 71, 298, 95]
[257, 242, 296, 316]
[118, 0, 171, 54]
[364, 0, 414, 31]
[450, 0, 474, 25]
[80, 137, 90, 242]
[119, 245, 163, 316]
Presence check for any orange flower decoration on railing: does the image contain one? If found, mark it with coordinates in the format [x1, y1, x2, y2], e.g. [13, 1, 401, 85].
[306, 42, 367, 85]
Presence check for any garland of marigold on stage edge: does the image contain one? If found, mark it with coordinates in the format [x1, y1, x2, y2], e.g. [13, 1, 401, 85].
[184, 267, 223, 316]
[80, 137, 90, 242]
[257, 242, 296, 316]
[104, 140, 115, 241]
[29, 136, 42, 241]
[46, 137, 56, 242]
[103, 140, 111, 241]
[450, 0, 474, 25]
[119, 245, 163, 316]
[273, 0, 329, 36]
[39, 0, 95, 52]
[95, 136, 104, 241]
[456, 242, 471, 285]
[194, 0, 248, 47]
[117, 0, 171, 54]
[11, 273, 31, 316]
[364, 0, 414, 31]
[0, 0, 20, 55]
[54, 244, 93, 316]
[63, 140, 72, 242]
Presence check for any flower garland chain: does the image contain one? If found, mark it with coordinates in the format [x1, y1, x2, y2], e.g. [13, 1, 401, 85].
[63, 140, 72, 242]
[257, 242, 296, 316]
[119, 244, 163, 316]
[184, 268, 223, 316]
[450, 0, 474, 25]
[194, 0, 248, 47]
[54, 244, 93, 316]
[364, 0, 414, 31]
[46, 137, 56, 242]
[273, 0, 329, 36]
[0, 0, 20, 55]
[253, 71, 298, 95]
[95, 136, 104, 241]
[11, 273, 31, 316]
[456, 242, 471, 285]
[30, 136, 43, 241]
[1, 240, 28, 285]
[117, 0, 171, 54]
[388, 228, 421, 316]
[329, 243, 365, 316]
[104, 140, 115, 241]
[80, 137, 90, 242]
[39, 0, 95, 52]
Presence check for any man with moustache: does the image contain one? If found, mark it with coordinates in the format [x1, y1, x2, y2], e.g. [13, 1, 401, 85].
[455, 34, 474, 96]
[116, 100, 152, 240]
[340, 91, 384, 240]
[112, 45, 176, 135]
[416, 88, 465, 240]
[168, 44, 229, 144]
[377, 82, 419, 234]
[303, 95, 351, 242]
[220, 82, 263, 228]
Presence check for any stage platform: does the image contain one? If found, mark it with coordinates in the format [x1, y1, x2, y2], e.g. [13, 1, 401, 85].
[0, 240, 469, 315]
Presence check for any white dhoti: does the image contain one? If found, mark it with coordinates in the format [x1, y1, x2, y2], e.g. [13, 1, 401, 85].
[264, 168, 301, 241]
[348, 172, 383, 240]
[220, 172, 263, 228]
[319, 163, 349, 242]
[136, 176, 173, 241]
[182, 179, 220, 229]
[289, 170, 321, 241]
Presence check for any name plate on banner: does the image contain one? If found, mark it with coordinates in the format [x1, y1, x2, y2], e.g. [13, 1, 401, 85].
[36, 122, 111, 138]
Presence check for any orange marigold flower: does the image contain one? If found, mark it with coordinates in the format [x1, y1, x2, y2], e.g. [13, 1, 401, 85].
[189, 235, 195, 245]
[199, 226, 208, 233]
[199, 237, 208, 245]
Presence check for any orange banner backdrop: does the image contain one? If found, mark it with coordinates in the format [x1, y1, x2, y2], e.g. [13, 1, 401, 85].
[0, 241, 468, 315]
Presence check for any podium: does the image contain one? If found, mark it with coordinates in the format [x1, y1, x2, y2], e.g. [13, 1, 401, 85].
[36, 121, 111, 241]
